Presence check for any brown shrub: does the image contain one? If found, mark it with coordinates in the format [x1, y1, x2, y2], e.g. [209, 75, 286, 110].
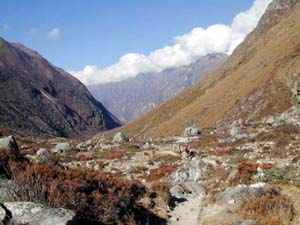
[235, 162, 259, 184]
[211, 149, 233, 156]
[12, 164, 165, 225]
[240, 190, 294, 225]
[0, 148, 28, 179]
[146, 165, 177, 181]
[101, 150, 125, 160]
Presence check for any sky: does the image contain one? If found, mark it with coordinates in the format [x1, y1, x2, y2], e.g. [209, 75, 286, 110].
[0, 0, 272, 85]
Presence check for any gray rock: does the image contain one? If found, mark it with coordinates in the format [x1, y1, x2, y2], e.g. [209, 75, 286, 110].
[183, 182, 206, 197]
[142, 142, 151, 149]
[226, 168, 238, 183]
[235, 220, 255, 225]
[170, 182, 206, 199]
[216, 183, 265, 202]
[0, 136, 18, 152]
[0, 179, 17, 202]
[36, 148, 50, 164]
[112, 132, 129, 143]
[182, 127, 202, 137]
[170, 185, 186, 199]
[169, 159, 207, 183]
[0, 202, 74, 225]
[76, 139, 93, 151]
[51, 142, 71, 154]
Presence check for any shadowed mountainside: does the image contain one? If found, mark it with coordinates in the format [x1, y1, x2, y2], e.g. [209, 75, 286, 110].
[0, 38, 121, 138]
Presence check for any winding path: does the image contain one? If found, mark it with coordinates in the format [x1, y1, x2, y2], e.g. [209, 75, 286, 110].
[168, 197, 202, 225]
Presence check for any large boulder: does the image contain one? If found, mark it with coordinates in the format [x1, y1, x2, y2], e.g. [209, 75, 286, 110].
[51, 142, 71, 154]
[170, 182, 206, 198]
[169, 159, 208, 183]
[0, 202, 75, 225]
[0, 136, 18, 152]
[112, 132, 129, 143]
[182, 127, 201, 137]
[215, 183, 265, 203]
[0, 179, 17, 202]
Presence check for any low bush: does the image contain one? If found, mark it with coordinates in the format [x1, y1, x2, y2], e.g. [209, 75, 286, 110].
[12, 164, 165, 225]
[235, 162, 259, 184]
[240, 189, 294, 225]
[146, 165, 177, 181]
[260, 167, 300, 186]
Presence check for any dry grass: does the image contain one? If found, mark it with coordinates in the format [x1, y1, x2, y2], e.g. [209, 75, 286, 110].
[120, 2, 300, 138]
[240, 190, 294, 225]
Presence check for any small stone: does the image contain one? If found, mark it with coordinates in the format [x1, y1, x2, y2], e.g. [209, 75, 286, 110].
[112, 132, 129, 143]
[36, 148, 50, 164]
[182, 127, 202, 137]
[51, 142, 71, 154]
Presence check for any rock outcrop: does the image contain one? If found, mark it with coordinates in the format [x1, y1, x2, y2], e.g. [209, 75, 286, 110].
[0, 202, 74, 225]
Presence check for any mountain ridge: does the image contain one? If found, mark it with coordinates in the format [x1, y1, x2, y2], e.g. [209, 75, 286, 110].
[119, 0, 300, 138]
[0, 37, 121, 138]
[89, 53, 226, 123]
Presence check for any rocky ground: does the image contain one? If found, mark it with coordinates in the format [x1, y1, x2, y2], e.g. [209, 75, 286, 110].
[0, 105, 300, 224]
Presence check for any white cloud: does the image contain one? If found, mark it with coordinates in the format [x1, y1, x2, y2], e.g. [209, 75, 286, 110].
[71, 0, 272, 85]
[48, 28, 61, 39]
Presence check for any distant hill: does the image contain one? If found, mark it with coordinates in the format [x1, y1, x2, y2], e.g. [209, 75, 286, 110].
[0, 38, 121, 138]
[89, 53, 226, 123]
[120, 0, 300, 138]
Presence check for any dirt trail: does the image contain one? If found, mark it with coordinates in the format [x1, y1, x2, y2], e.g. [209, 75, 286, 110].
[168, 197, 202, 225]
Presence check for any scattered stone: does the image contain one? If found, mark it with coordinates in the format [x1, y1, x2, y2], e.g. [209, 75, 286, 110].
[0, 202, 74, 225]
[142, 142, 151, 149]
[112, 132, 129, 143]
[51, 142, 71, 154]
[234, 220, 255, 225]
[182, 127, 202, 137]
[229, 119, 248, 140]
[36, 148, 50, 164]
[76, 139, 93, 151]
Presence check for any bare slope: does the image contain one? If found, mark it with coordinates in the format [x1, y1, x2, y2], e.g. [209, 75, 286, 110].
[121, 0, 300, 138]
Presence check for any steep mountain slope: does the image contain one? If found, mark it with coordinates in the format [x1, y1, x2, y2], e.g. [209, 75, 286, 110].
[121, 0, 300, 138]
[89, 53, 226, 123]
[0, 38, 121, 138]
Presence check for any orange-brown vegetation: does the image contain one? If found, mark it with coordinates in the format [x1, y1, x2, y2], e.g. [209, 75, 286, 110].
[240, 189, 294, 225]
[0, 147, 166, 224]
[12, 164, 165, 225]
[120, 1, 300, 138]
[146, 165, 177, 181]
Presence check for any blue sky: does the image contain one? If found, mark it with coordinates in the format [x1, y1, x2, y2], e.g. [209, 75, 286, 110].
[0, 0, 254, 71]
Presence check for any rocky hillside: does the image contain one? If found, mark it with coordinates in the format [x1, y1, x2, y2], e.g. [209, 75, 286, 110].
[89, 53, 226, 123]
[120, 0, 300, 138]
[0, 38, 121, 138]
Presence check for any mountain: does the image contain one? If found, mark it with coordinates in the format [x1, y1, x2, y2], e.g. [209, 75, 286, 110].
[0, 38, 121, 138]
[89, 53, 226, 123]
[120, 0, 300, 138]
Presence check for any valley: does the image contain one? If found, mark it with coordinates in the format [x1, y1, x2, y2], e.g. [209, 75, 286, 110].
[0, 0, 300, 224]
